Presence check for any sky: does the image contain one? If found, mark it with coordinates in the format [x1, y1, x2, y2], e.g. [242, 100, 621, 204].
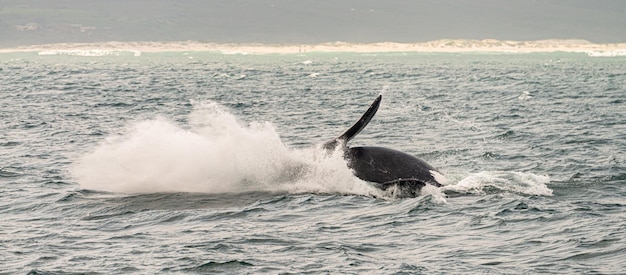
[1, 0, 625, 47]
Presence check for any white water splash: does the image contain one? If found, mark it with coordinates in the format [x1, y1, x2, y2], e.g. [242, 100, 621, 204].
[443, 171, 553, 196]
[72, 101, 380, 197]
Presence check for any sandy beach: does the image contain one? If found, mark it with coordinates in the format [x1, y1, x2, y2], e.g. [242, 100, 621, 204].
[1, 39, 625, 55]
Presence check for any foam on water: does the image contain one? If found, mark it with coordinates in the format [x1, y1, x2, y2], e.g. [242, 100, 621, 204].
[72, 100, 380, 197]
[586, 49, 626, 57]
[38, 49, 142, 57]
[443, 171, 553, 196]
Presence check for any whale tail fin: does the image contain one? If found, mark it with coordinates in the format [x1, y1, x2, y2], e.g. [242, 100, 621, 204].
[323, 95, 382, 150]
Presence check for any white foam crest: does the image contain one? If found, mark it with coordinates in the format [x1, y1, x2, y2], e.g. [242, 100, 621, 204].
[416, 184, 448, 204]
[287, 147, 383, 197]
[586, 49, 626, 57]
[38, 49, 141, 57]
[72, 101, 379, 197]
[442, 171, 552, 196]
[221, 50, 250, 55]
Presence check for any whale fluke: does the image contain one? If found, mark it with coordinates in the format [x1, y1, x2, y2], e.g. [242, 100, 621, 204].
[323, 94, 445, 198]
[323, 95, 381, 151]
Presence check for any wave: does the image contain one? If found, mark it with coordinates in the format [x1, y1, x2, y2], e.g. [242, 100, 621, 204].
[3, 39, 625, 55]
[585, 49, 626, 57]
[38, 49, 142, 57]
[443, 171, 552, 196]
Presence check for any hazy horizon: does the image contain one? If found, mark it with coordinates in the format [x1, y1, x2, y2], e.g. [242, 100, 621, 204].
[1, 0, 626, 48]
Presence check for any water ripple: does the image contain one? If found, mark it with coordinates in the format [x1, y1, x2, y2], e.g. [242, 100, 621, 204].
[1, 52, 624, 273]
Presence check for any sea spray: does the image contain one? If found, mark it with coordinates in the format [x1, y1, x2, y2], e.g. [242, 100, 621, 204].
[72, 100, 380, 196]
[443, 171, 553, 196]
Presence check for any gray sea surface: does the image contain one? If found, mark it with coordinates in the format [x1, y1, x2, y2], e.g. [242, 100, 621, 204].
[1, 50, 625, 274]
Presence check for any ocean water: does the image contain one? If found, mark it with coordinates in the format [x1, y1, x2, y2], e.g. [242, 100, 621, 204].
[1, 50, 625, 274]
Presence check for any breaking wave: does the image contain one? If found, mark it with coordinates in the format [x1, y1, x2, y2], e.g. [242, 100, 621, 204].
[586, 49, 626, 57]
[38, 49, 142, 57]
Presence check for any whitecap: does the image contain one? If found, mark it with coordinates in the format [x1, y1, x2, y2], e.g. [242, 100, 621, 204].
[586, 50, 626, 57]
[442, 171, 552, 196]
[37, 49, 141, 57]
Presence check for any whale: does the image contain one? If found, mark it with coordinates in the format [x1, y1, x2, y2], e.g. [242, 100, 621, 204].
[323, 95, 445, 198]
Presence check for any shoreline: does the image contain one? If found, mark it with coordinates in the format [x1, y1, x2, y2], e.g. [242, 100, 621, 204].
[1, 39, 626, 55]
